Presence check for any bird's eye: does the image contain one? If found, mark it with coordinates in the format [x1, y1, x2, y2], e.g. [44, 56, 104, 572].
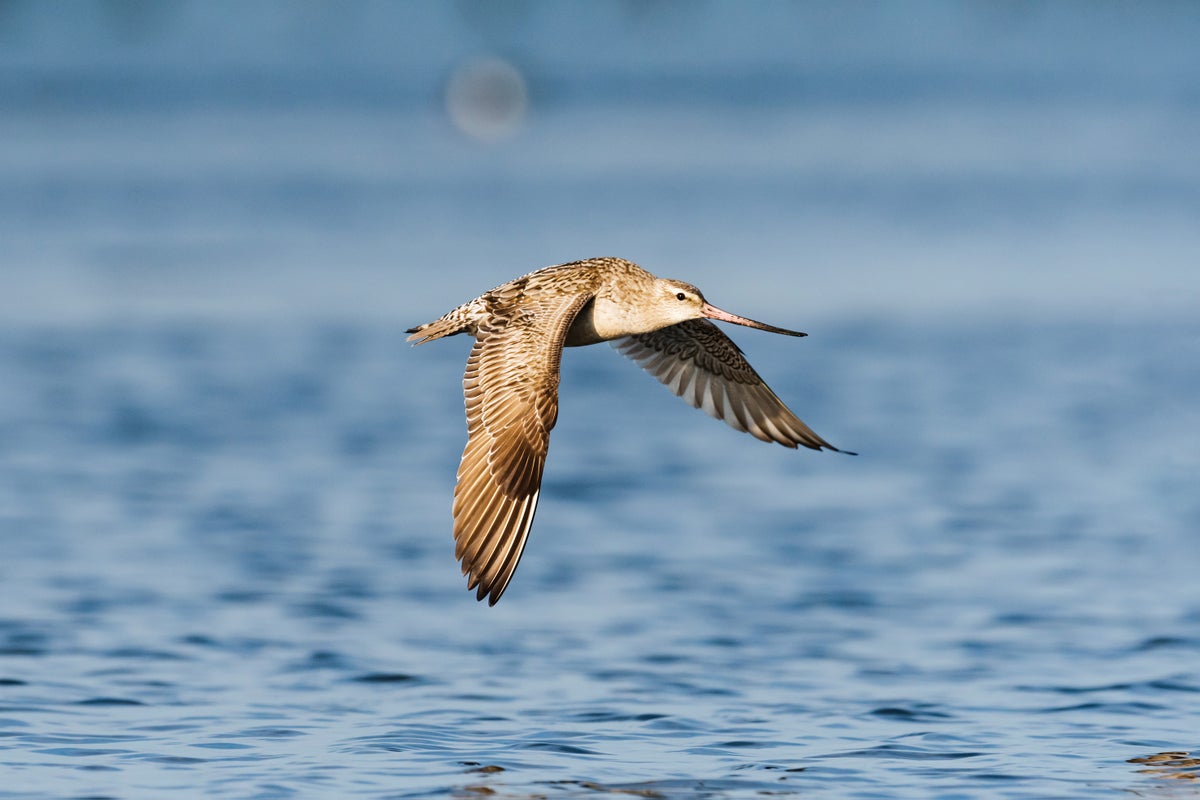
[676, 292, 687, 301]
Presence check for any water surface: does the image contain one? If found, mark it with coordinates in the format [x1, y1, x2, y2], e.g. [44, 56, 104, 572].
[2, 4, 1199, 797]
[2, 319, 1198, 798]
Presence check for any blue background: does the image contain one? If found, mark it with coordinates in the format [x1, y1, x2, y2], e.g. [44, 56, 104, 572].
[1, 3, 1198, 798]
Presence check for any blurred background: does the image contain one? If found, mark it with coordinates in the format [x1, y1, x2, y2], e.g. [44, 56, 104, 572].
[2, 3, 1199, 798]
[2, 0, 1197, 323]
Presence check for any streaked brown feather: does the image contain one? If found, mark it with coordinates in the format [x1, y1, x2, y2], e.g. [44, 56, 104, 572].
[451, 290, 595, 605]
[410, 256, 852, 606]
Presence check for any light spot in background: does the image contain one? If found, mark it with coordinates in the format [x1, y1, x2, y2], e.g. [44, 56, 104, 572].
[444, 56, 529, 142]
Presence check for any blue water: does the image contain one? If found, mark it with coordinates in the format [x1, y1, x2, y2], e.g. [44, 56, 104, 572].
[3, 319, 1198, 798]
[2, 3, 1200, 799]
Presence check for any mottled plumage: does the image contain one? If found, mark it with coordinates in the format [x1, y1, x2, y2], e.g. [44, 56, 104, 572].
[408, 257, 851, 605]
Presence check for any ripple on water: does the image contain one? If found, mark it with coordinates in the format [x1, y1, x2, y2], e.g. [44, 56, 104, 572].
[349, 672, 424, 684]
[2, 318, 1199, 799]
[868, 706, 954, 722]
[824, 744, 986, 761]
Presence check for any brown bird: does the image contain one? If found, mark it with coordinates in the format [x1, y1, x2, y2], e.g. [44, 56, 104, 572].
[408, 257, 852, 604]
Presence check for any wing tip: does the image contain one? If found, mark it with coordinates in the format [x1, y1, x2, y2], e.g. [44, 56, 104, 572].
[468, 574, 509, 606]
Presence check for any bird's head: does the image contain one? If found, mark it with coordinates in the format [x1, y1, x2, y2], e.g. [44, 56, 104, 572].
[652, 278, 808, 338]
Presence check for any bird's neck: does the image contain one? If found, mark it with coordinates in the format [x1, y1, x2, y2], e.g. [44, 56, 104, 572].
[564, 295, 655, 346]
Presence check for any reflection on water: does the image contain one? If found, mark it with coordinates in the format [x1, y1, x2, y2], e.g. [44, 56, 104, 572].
[1130, 752, 1200, 781]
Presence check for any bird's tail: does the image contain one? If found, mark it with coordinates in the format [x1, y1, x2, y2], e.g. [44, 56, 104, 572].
[406, 301, 480, 344]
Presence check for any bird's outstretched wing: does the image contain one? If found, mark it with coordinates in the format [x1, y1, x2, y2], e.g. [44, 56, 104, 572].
[613, 319, 847, 452]
[453, 291, 594, 605]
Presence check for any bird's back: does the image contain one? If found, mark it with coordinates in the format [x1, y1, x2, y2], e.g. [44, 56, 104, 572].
[407, 258, 639, 345]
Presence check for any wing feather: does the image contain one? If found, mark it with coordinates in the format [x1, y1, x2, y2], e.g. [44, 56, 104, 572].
[613, 318, 848, 452]
[452, 291, 594, 605]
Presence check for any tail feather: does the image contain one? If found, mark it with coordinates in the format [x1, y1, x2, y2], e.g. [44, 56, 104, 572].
[407, 309, 474, 345]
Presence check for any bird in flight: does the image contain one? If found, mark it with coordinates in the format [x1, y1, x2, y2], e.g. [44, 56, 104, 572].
[408, 257, 852, 604]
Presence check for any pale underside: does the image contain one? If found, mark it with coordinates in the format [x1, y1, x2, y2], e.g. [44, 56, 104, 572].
[455, 295, 839, 605]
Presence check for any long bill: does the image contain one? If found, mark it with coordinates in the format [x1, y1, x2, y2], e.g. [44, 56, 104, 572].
[701, 302, 807, 337]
